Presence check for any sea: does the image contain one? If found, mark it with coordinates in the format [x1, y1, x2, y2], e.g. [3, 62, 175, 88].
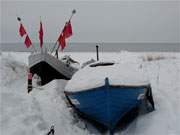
[1, 42, 179, 52]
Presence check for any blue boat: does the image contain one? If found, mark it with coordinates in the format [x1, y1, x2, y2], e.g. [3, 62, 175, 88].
[64, 62, 154, 134]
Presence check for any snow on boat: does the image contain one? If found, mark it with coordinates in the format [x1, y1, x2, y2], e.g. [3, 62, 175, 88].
[64, 61, 155, 134]
[28, 50, 79, 86]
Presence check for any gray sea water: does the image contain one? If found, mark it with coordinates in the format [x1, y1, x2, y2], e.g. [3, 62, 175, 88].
[1, 42, 179, 52]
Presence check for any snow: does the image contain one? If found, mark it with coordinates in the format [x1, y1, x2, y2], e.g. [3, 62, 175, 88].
[65, 61, 149, 92]
[0, 51, 180, 135]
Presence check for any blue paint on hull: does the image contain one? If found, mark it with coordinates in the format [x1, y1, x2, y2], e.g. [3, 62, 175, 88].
[65, 78, 148, 131]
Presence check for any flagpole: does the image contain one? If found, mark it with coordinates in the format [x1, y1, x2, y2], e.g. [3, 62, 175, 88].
[32, 44, 37, 52]
[50, 41, 58, 53]
[51, 9, 76, 54]
[17, 17, 37, 52]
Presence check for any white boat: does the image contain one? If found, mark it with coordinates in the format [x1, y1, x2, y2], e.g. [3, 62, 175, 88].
[28, 50, 79, 86]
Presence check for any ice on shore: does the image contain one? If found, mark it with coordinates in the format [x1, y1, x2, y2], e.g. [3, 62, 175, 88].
[0, 52, 180, 135]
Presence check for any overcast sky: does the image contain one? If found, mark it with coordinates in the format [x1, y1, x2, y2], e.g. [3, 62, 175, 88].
[1, 0, 179, 43]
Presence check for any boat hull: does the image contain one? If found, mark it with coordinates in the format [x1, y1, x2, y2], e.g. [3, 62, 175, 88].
[65, 78, 153, 131]
[30, 61, 69, 85]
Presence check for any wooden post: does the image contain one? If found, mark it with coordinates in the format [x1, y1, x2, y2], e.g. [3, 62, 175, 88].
[96, 45, 99, 61]
[55, 49, 58, 59]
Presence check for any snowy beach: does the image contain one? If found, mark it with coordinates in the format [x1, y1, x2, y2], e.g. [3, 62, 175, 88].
[0, 51, 180, 135]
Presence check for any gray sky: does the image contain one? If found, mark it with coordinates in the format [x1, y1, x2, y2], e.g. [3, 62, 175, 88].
[1, 0, 179, 43]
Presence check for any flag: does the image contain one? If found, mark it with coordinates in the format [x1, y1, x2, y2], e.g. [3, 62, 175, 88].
[63, 21, 72, 38]
[56, 21, 73, 51]
[24, 35, 32, 48]
[28, 72, 32, 80]
[58, 33, 66, 51]
[19, 23, 26, 37]
[39, 21, 43, 48]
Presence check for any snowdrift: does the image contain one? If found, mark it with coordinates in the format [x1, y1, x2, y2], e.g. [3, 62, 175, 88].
[1, 52, 180, 135]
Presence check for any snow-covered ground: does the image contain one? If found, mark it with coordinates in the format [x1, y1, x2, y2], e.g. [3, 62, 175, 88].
[0, 51, 180, 135]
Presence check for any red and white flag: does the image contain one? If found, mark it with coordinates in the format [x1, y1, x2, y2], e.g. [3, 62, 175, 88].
[58, 33, 66, 51]
[17, 17, 33, 49]
[56, 20, 73, 51]
[24, 35, 32, 48]
[19, 23, 26, 37]
[63, 21, 72, 38]
[39, 21, 43, 48]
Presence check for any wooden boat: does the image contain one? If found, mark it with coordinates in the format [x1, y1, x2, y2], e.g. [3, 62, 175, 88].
[64, 61, 154, 134]
[28, 50, 79, 86]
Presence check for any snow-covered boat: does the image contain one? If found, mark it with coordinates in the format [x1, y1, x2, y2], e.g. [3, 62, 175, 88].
[28, 50, 79, 86]
[64, 61, 155, 134]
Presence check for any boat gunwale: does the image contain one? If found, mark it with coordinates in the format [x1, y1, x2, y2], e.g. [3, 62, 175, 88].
[64, 84, 151, 95]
